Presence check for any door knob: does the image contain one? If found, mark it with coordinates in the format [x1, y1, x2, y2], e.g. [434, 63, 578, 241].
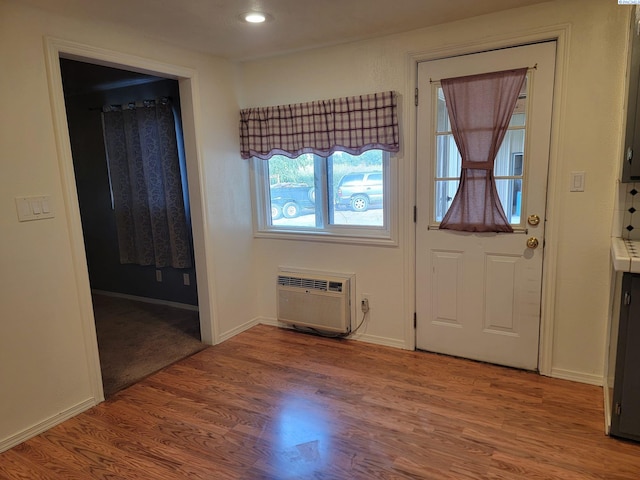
[526, 237, 539, 249]
[527, 214, 540, 226]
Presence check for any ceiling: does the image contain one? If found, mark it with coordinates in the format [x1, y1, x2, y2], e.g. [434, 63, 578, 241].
[15, 0, 550, 61]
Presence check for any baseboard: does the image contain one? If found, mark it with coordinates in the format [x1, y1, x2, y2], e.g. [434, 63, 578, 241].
[259, 316, 279, 327]
[218, 317, 261, 343]
[258, 317, 408, 349]
[550, 367, 604, 386]
[0, 397, 96, 453]
[603, 376, 612, 435]
[348, 332, 407, 350]
[91, 290, 199, 311]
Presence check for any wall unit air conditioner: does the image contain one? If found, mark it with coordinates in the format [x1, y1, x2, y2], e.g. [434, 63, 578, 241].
[277, 271, 351, 334]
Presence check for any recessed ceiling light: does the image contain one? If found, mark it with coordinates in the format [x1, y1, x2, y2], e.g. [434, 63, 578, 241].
[243, 12, 267, 23]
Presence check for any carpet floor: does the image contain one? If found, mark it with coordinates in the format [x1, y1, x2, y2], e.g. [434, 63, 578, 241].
[92, 294, 206, 398]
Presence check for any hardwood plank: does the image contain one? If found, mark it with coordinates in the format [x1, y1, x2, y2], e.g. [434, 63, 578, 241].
[0, 448, 67, 480]
[2, 324, 640, 479]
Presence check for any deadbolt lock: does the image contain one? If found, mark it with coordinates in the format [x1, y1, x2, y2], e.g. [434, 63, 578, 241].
[527, 214, 541, 226]
[526, 237, 539, 249]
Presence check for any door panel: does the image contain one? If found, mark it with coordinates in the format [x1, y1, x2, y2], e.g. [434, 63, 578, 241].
[484, 254, 519, 334]
[431, 250, 463, 326]
[416, 42, 556, 370]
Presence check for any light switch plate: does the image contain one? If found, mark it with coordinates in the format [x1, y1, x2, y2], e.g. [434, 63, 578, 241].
[570, 171, 585, 192]
[15, 196, 54, 222]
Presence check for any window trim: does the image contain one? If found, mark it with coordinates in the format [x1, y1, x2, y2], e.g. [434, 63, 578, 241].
[250, 152, 398, 246]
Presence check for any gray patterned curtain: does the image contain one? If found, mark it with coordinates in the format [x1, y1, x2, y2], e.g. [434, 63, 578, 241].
[102, 99, 192, 268]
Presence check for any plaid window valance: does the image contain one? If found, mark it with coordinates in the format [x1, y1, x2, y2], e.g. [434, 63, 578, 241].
[239, 91, 399, 160]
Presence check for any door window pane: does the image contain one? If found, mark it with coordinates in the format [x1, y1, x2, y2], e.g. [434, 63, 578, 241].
[436, 88, 451, 132]
[434, 180, 459, 222]
[495, 178, 523, 224]
[436, 134, 462, 178]
[494, 130, 525, 175]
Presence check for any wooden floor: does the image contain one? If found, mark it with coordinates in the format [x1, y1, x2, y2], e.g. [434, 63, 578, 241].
[2, 325, 640, 479]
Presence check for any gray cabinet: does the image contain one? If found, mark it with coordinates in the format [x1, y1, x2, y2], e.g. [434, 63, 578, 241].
[623, 9, 640, 182]
[610, 273, 640, 442]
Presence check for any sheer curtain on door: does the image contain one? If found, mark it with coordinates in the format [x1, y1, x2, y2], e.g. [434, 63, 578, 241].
[439, 68, 527, 233]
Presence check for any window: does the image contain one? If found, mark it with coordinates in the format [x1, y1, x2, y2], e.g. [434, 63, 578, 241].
[252, 150, 394, 242]
[433, 77, 528, 226]
[241, 90, 398, 242]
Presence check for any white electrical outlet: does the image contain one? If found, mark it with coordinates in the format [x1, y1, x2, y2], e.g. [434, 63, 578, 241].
[156, 270, 162, 282]
[183, 273, 190, 286]
[361, 298, 369, 313]
[360, 293, 371, 313]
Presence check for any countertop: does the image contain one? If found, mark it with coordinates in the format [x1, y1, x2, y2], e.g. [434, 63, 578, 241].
[611, 237, 640, 272]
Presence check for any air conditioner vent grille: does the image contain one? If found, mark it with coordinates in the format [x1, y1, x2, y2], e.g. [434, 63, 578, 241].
[277, 275, 330, 291]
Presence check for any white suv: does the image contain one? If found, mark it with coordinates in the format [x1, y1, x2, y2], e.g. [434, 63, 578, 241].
[335, 172, 383, 212]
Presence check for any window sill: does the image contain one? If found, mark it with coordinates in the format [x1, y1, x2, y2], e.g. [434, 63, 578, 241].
[254, 228, 398, 247]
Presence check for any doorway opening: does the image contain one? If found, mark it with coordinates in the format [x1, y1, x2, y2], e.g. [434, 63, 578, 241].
[59, 58, 205, 397]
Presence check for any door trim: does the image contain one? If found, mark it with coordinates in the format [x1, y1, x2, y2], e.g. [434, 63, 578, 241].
[43, 37, 219, 403]
[404, 24, 571, 377]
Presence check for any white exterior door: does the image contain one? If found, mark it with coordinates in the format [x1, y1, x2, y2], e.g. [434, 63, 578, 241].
[415, 42, 556, 370]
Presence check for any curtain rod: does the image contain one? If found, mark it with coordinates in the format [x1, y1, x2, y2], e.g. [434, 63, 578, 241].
[429, 64, 537, 84]
[88, 96, 172, 112]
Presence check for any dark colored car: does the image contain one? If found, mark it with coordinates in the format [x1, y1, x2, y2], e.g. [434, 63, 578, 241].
[270, 183, 315, 219]
[335, 171, 383, 212]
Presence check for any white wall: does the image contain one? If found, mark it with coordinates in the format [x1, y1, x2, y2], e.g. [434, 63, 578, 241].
[0, 0, 256, 449]
[238, 0, 629, 383]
